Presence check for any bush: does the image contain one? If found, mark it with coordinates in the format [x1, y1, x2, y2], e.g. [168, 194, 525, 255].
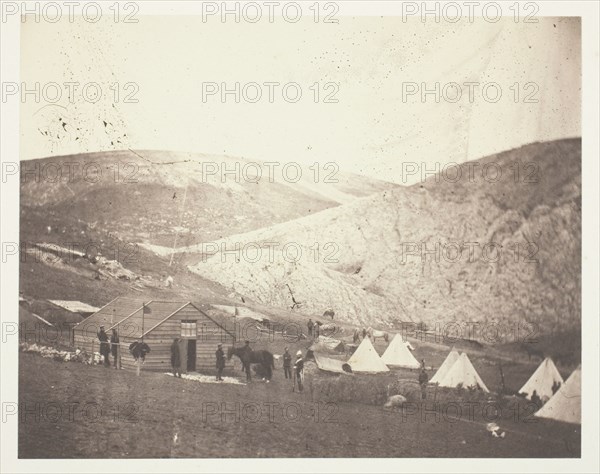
[310, 373, 422, 406]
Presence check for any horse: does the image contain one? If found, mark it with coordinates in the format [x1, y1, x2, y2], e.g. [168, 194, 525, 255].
[323, 309, 335, 320]
[227, 346, 275, 382]
[367, 327, 389, 343]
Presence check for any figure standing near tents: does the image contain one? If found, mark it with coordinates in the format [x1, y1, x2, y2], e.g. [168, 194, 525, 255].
[307, 319, 313, 338]
[552, 380, 562, 395]
[97, 325, 110, 367]
[418, 367, 429, 399]
[110, 328, 120, 369]
[283, 347, 292, 379]
[170, 338, 182, 378]
[215, 343, 225, 381]
[531, 390, 542, 408]
[314, 322, 320, 339]
[293, 350, 304, 392]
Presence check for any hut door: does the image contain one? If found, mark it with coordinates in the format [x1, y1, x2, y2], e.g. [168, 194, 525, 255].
[187, 340, 197, 372]
[178, 339, 188, 373]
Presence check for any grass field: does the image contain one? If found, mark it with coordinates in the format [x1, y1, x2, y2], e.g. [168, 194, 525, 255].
[18, 351, 580, 458]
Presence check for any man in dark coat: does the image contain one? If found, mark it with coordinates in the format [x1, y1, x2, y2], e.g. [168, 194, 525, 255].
[215, 343, 225, 381]
[307, 319, 313, 337]
[531, 390, 542, 408]
[283, 347, 292, 379]
[97, 325, 110, 367]
[170, 338, 182, 378]
[418, 367, 429, 399]
[110, 329, 120, 368]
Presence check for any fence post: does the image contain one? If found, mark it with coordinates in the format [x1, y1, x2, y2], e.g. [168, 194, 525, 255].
[117, 343, 121, 370]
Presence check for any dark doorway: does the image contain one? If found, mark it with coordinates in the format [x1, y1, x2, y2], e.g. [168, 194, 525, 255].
[187, 339, 196, 371]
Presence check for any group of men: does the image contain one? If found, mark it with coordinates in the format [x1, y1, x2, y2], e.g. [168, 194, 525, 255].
[282, 346, 305, 391]
[99, 326, 304, 389]
[97, 325, 151, 369]
[530, 380, 561, 407]
[97, 325, 120, 368]
[306, 319, 320, 339]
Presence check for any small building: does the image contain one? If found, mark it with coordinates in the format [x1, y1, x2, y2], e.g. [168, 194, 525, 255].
[48, 300, 100, 318]
[47, 300, 101, 345]
[73, 297, 235, 373]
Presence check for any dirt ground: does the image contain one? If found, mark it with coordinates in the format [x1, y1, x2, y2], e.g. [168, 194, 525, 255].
[18, 352, 580, 458]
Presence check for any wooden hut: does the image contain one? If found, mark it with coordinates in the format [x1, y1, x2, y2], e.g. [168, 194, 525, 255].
[73, 297, 235, 373]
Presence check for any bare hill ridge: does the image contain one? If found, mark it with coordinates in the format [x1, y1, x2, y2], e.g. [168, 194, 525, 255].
[183, 139, 581, 333]
[19, 139, 580, 336]
[21, 149, 396, 249]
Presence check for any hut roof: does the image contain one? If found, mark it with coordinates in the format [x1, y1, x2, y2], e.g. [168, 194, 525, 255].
[48, 300, 100, 314]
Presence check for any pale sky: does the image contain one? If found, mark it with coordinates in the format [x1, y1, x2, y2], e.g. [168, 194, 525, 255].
[20, 15, 581, 183]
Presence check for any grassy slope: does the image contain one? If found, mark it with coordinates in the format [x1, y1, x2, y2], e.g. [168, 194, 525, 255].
[19, 353, 580, 458]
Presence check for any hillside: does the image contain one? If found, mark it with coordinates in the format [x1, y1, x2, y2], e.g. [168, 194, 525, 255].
[18, 149, 396, 330]
[183, 139, 581, 334]
[19, 140, 581, 338]
[21, 150, 396, 251]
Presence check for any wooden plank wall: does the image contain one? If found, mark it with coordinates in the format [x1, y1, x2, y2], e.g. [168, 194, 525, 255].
[115, 305, 236, 373]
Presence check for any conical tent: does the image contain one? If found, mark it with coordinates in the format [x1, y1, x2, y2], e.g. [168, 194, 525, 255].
[438, 352, 489, 392]
[347, 337, 390, 373]
[535, 365, 581, 424]
[381, 334, 420, 368]
[519, 357, 564, 400]
[430, 347, 460, 384]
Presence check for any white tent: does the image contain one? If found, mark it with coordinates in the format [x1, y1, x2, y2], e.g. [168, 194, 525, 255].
[535, 365, 581, 424]
[438, 352, 489, 392]
[347, 337, 390, 373]
[381, 334, 420, 369]
[519, 357, 564, 401]
[430, 347, 460, 384]
[313, 354, 353, 374]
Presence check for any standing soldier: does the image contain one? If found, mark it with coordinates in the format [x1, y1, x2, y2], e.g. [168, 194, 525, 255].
[314, 322, 320, 339]
[215, 343, 225, 381]
[293, 350, 305, 392]
[418, 367, 429, 399]
[97, 325, 110, 367]
[170, 338, 182, 378]
[282, 347, 292, 379]
[307, 319, 313, 338]
[110, 328, 120, 369]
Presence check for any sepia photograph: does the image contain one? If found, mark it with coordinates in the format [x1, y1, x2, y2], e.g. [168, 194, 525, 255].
[1, 1, 598, 472]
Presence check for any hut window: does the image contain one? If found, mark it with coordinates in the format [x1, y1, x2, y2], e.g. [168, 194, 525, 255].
[181, 321, 197, 338]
